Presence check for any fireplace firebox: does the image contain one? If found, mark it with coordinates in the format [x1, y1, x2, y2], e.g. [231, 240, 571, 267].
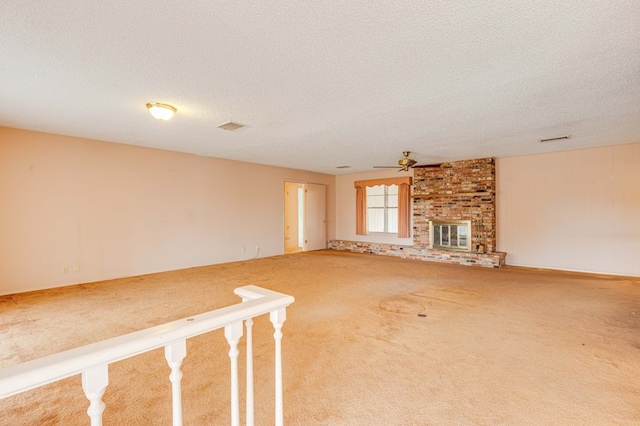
[429, 220, 472, 252]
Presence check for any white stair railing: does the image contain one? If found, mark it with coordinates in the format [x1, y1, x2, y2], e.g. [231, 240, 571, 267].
[0, 285, 294, 426]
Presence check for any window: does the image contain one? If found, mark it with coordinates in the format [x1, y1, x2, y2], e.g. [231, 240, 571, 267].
[366, 185, 398, 233]
[354, 176, 412, 237]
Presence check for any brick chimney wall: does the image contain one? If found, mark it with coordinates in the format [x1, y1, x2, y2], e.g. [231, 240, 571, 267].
[413, 158, 496, 252]
[328, 157, 505, 268]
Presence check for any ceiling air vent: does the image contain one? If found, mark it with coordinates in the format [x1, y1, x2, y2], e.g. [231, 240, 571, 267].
[217, 121, 246, 131]
[539, 135, 570, 143]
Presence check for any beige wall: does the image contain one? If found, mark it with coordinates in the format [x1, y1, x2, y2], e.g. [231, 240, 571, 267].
[0, 127, 335, 295]
[497, 142, 640, 276]
[2, 126, 637, 294]
[335, 169, 414, 246]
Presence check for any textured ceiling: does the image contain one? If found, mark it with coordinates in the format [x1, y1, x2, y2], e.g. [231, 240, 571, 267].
[1, 1, 639, 174]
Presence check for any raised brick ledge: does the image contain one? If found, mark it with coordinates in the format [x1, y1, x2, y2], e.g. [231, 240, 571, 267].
[327, 240, 506, 268]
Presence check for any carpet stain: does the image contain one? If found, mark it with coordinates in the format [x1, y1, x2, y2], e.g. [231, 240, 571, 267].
[379, 297, 424, 315]
[419, 295, 473, 307]
[435, 287, 477, 296]
[410, 291, 474, 307]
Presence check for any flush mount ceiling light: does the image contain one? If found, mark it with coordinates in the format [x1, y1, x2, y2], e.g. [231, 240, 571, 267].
[146, 103, 176, 121]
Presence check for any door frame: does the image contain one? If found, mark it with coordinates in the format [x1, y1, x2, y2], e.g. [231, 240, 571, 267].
[283, 180, 326, 253]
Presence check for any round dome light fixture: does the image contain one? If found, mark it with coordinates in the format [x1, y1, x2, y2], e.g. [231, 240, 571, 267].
[146, 102, 176, 120]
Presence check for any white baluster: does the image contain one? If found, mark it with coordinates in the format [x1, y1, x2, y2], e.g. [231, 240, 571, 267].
[245, 317, 255, 426]
[225, 321, 243, 426]
[82, 364, 109, 426]
[270, 307, 287, 426]
[164, 339, 187, 426]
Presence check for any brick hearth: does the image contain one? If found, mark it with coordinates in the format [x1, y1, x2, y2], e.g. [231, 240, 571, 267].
[328, 240, 506, 268]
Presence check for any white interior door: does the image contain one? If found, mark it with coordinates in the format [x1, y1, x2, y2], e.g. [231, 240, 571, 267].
[305, 183, 326, 251]
[284, 182, 304, 253]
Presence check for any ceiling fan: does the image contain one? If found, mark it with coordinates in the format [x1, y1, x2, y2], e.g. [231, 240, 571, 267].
[373, 151, 439, 172]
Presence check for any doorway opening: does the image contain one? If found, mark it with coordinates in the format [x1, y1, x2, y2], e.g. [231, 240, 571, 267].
[284, 182, 326, 254]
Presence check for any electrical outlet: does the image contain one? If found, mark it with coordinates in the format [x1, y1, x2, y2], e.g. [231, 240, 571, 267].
[242, 246, 246, 252]
[62, 266, 69, 274]
[255, 245, 260, 252]
[73, 265, 80, 272]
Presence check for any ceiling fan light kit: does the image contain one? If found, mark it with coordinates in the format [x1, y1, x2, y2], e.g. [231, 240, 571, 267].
[373, 151, 435, 172]
[397, 151, 417, 171]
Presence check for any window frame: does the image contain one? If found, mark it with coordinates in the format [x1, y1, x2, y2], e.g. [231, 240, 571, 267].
[366, 184, 398, 234]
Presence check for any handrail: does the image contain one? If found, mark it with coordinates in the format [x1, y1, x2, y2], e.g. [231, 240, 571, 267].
[0, 285, 294, 425]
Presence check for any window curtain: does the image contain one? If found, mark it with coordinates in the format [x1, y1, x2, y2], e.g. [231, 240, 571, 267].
[397, 181, 411, 238]
[354, 177, 412, 237]
[355, 185, 367, 235]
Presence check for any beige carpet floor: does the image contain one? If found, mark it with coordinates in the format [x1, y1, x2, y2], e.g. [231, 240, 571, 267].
[1, 250, 639, 425]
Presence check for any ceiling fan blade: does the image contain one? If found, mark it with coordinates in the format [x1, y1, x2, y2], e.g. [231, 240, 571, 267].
[413, 163, 442, 168]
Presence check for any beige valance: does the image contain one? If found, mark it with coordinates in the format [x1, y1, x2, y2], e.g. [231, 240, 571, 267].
[354, 176, 412, 189]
